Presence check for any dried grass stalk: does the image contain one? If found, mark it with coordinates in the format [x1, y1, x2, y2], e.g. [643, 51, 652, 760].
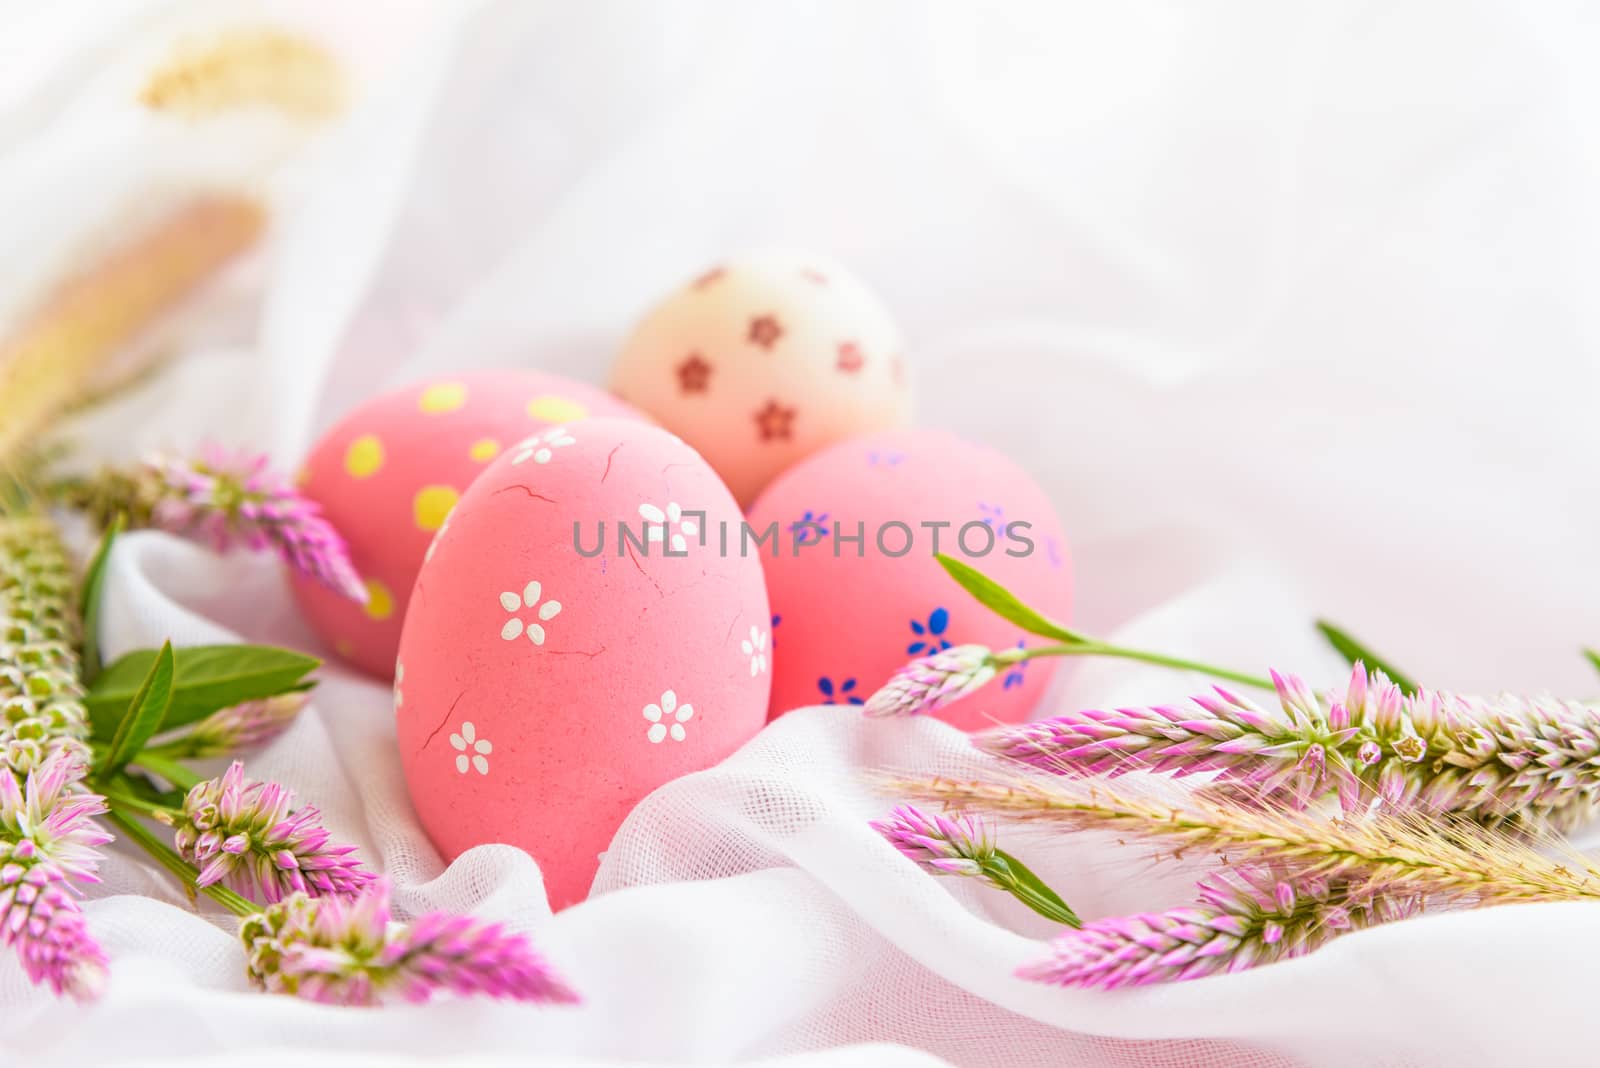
[0, 196, 264, 462]
[882, 772, 1600, 907]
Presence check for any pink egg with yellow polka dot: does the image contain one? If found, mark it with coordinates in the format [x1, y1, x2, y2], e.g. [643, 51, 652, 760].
[291, 371, 642, 678]
[395, 418, 771, 908]
[747, 428, 1072, 731]
[609, 251, 912, 505]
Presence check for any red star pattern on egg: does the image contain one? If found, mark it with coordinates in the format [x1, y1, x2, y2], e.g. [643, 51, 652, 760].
[754, 399, 796, 442]
[748, 314, 784, 350]
[609, 253, 912, 504]
[676, 353, 712, 394]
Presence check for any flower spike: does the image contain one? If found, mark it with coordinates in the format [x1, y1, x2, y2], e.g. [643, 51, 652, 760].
[864, 645, 997, 718]
[66, 445, 366, 602]
[161, 761, 373, 904]
[977, 664, 1600, 829]
[241, 879, 581, 1006]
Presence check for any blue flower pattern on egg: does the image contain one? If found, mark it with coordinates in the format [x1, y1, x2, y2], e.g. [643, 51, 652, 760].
[1046, 537, 1063, 570]
[907, 607, 952, 655]
[790, 510, 830, 545]
[1003, 640, 1028, 689]
[818, 676, 864, 705]
[770, 613, 781, 649]
[868, 449, 906, 468]
[978, 501, 1005, 529]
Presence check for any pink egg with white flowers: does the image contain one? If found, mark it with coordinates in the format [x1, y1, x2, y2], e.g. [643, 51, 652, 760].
[747, 429, 1072, 731]
[291, 370, 642, 679]
[395, 418, 771, 908]
[609, 251, 912, 506]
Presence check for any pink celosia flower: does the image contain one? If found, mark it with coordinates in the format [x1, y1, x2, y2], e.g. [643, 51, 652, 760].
[864, 645, 997, 718]
[977, 664, 1600, 828]
[240, 878, 581, 1007]
[1020, 868, 1415, 989]
[174, 692, 308, 757]
[870, 804, 1081, 926]
[161, 761, 373, 904]
[871, 804, 996, 876]
[0, 851, 109, 1001]
[0, 754, 109, 884]
[0, 755, 111, 1000]
[146, 445, 366, 602]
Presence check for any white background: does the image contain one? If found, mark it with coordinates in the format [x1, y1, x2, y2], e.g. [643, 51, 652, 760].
[3, 2, 1597, 1066]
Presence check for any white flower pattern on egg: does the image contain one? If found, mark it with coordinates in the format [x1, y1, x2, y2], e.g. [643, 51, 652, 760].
[643, 689, 694, 743]
[393, 661, 404, 709]
[740, 625, 769, 676]
[450, 721, 492, 775]
[511, 427, 575, 466]
[638, 501, 698, 553]
[499, 580, 562, 645]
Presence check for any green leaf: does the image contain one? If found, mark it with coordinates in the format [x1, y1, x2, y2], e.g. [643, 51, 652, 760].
[77, 514, 124, 682]
[1583, 648, 1600, 681]
[94, 641, 175, 778]
[87, 643, 320, 739]
[1314, 620, 1420, 697]
[934, 553, 1087, 644]
[989, 849, 1081, 928]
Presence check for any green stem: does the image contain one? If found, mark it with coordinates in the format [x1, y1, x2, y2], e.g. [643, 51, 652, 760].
[128, 749, 204, 791]
[991, 641, 1274, 691]
[104, 803, 258, 918]
[98, 786, 174, 819]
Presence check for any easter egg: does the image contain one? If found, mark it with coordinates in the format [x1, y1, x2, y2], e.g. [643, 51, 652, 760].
[394, 418, 772, 908]
[609, 251, 911, 505]
[747, 429, 1071, 731]
[291, 370, 642, 679]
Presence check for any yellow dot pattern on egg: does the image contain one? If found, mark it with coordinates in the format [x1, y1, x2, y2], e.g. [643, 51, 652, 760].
[469, 438, 500, 462]
[412, 485, 459, 531]
[527, 394, 588, 423]
[363, 579, 394, 620]
[419, 382, 468, 413]
[344, 435, 384, 478]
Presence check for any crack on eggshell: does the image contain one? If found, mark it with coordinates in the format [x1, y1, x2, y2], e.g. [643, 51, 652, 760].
[721, 609, 742, 646]
[623, 541, 665, 599]
[601, 444, 622, 483]
[421, 690, 467, 752]
[493, 484, 558, 504]
[659, 461, 698, 494]
[545, 645, 606, 659]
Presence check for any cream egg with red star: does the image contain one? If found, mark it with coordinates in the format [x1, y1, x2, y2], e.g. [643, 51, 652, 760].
[609, 252, 912, 505]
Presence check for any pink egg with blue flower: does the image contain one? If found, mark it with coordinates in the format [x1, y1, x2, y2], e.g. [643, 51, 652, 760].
[747, 428, 1072, 731]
